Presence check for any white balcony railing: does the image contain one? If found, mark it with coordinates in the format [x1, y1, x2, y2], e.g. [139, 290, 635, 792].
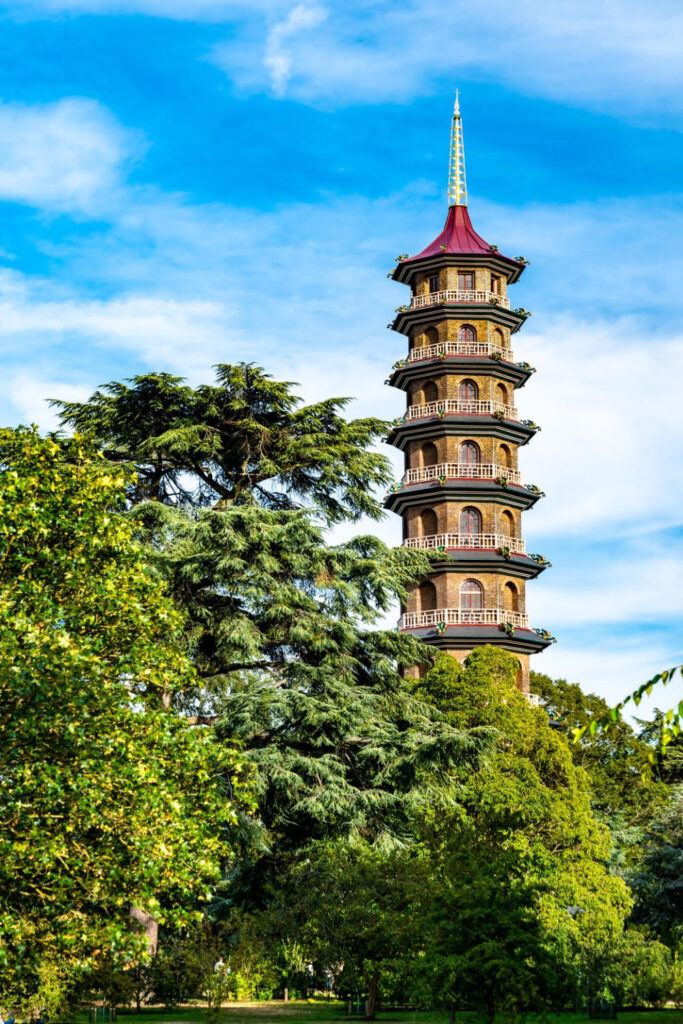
[409, 289, 511, 311]
[399, 607, 529, 630]
[407, 340, 512, 363]
[403, 462, 521, 486]
[404, 532, 526, 555]
[524, 692, 542, 707]
[405, 399, 518, 421]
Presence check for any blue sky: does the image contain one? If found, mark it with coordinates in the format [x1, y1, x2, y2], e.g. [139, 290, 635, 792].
[1, 0, 682, 713]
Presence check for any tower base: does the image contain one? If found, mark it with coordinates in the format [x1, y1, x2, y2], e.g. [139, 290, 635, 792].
[403, 626, 553, 691]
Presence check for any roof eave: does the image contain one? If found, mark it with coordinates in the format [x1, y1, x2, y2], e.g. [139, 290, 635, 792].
[392, 251, 525, 286]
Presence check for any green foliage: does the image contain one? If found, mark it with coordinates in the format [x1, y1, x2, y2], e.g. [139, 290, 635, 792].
[569, 665, 683, 751]
[0, 428, 250, 1006]
[251, 839, 429, 1013]
[530, 671, 666, 822]
[50, 361, 680, 1014]
[629, 789, 683, 945]
[56, 367, 493, 904]
[414, 651, 633, 1018]
[637, 710, 683, 785]
[54, 363, 393, 522]
[604, 930, 674, 1008]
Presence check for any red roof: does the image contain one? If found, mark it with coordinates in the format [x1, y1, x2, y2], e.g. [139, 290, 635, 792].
[406, 204, 520, 266]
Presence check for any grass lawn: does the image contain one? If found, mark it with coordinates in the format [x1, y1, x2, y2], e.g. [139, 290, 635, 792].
[75, 1001, 683, 1024]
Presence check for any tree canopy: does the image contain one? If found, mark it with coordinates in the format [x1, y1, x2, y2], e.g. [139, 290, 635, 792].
[413, 651, 633, 1020]
[0, 428, 250, 1009]
[57, 365, 492, 907]
[531, 671, 666, 823]
[54, 363, 392, 522]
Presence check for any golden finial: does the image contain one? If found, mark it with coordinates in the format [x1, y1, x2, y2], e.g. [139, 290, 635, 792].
[448, 89, 467, 207]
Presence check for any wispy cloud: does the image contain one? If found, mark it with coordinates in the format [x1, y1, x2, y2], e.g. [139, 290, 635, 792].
[0, 269, 239, 373]
[15, 0, 683, 117]
[0, 99, 139, 215]
[211, 0, 683, 116]
[263, 3, 328, 96]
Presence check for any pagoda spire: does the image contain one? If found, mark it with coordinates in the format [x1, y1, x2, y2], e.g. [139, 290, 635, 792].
[447, 90, 467, 208]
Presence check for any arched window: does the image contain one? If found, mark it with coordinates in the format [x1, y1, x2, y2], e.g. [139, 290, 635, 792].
[503, 581, 519, 612]
[458, 324, 476, 345]
[493, 328, 505, 347]
[422, 380, 438, 404]
[500, 510, 515, 536]
[459, 506, 482, 536]
[497, 383, 508, 405]
[419, 508, 438, 536]
[499, 444, 512, 468]
[459, 379, 479, 405]
[421, 442, 438, 467]
[425, 326, 438, 346]
[460, 579, 483, 610]
[459, 441, 480, 466]
[419, 580, 437, 612]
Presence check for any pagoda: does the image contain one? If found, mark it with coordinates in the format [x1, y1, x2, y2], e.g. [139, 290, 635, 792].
[385, 94, 553, 690]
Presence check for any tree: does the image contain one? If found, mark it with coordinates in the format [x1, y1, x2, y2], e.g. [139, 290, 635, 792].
[422, 831, 552, 1023]
[243, 838, 427, 1019]
[530, 671, 666, 824]
[0, 429, 250, 1008]
[629, 789, 683, 946]
[604, 929, 673, 1008]
[56, 366, 493, 903]
[54, 363, 392, 522]
[571, 665, 683, 750]
[414, 650, 633, 1020]
[637, 710, 683, 785]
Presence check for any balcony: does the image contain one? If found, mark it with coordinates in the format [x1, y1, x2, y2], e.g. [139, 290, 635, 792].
[404, 532, 526, 555]
[403, 462, 521, 487]
[410, 289, 511, 311]
[399, 607, 529, 630]
[406, 340, 512, 363]
[405, 399, 518, 422]
[523, 692, 542, 707]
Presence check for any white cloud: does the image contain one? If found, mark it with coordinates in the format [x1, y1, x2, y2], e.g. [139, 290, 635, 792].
[528, 546, 683, 626]
[211, 0, 683, 116]
[531, 635, 682, 721]
[0, 99, 138, 215]
[0, 269, 240, 372]
[519, 317, 683, 538]
[9, 375, 91, 431]
[14, 0, 683, 118]
[263, 3, 328, 96]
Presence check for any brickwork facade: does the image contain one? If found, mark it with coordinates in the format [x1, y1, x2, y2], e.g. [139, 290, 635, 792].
[386, 205, 551, 691]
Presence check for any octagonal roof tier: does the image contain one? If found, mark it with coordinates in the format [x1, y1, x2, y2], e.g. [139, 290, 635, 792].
[392, 204, 526, 285]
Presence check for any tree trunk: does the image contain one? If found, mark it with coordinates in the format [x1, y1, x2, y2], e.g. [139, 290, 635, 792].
[283, 988, 289, 1002]
[129, 905, 158, 955]
[449, 1007, 456, 1024]
[487, 987, 495, 1024]
[365, 971, 380, 1021]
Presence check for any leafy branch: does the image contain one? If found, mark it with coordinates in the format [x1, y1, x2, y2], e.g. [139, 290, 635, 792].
[572, 665, 682, 751]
